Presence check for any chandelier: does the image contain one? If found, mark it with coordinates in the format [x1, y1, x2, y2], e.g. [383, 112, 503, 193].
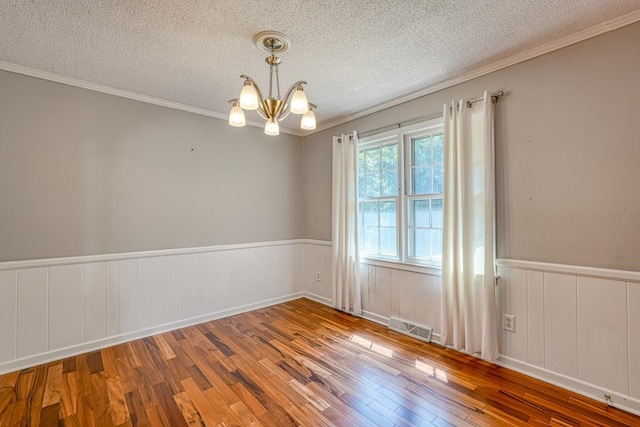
[228, 31, 316, 135]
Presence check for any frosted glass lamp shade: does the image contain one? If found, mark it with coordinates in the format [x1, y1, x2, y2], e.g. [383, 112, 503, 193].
[228, 104, 246, 127]
[300, 109, 316, 130]
[239, 83, 259, 110]
[264, 117, 280, 135]
[290, 87, 309, 114]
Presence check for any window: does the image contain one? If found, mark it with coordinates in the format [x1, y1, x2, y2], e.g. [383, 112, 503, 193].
[358, 120, 444, 267]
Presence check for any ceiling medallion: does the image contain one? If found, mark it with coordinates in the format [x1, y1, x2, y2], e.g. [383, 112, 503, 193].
[228, 31, 316, 135]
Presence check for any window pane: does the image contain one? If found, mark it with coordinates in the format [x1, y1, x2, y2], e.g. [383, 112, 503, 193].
[413, 137, 430, 165]
[380, 227, 397, 255]
[365, 173, 381, 198]
[412, 199, 430, 227]
[381, 170, 397, 196]
[413, 166, 432, 194]
[358, 150, 365, 173]
[380, 201, 396, 226]
[363, 227, 378, 253]
[433, 163, 443, 193]
[432, 133, 444, 163]
[431, 229, 443, 261]
[431, 198, 443, 228]
[365, 147, 380, 172]
[363, 202, 378, 226]
[381, 144, 397, 170]
[358, 174, 365, 199]
[414, 228, 430, 258]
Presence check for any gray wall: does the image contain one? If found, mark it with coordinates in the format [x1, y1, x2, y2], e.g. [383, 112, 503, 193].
[0, 71, 303, 262]
[303, 22, 640, 271]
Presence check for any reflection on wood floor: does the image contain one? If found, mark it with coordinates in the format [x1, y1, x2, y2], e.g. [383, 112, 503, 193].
[0, 297, 638, 426]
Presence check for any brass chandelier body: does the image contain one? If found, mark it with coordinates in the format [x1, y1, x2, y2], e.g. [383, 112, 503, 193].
[228, 31, 316, 135]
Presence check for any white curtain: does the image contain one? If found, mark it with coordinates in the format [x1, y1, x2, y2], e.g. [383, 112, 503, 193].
[332, 131, 362, 314]
[441, 92, 499, 360]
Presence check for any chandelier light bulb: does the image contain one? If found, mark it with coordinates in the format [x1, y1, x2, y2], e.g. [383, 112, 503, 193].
[290, 87, 309, 114]
[239, 83, 259, 110]
[228, 103, 246, 127]
[300, 109, 316, 130]
[264, 117, 280, 135]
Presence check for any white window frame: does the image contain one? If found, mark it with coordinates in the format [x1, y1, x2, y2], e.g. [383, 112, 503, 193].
[358, 118, 444, 272]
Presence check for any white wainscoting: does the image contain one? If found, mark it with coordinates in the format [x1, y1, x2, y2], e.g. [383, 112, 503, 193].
[302, 243, 640, 415]
[302, 240, 333, 306]
[5, 238, 639, 415]
[0, 240, 304, 375]
[302, 240, 442, 340]
[496, 259, 640, 415]
[359, 263, 442, 341]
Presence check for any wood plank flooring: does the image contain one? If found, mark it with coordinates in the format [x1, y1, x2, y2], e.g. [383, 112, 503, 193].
[1, 298, 638, 426]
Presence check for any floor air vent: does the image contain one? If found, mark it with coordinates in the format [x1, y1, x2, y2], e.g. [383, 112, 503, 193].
[388, 317, 433, 343]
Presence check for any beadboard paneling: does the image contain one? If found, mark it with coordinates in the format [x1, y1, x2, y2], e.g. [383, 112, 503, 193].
[198, 252, 219, 315]
[629, 282, 640, 399]
[48, 264, 83, 350]
[0, 270, 17, 363]
[84, 262, 106, 342]
[0, 240, 304, 375]
[117, 259, 138, 334]
[17, 267, 48, 358]
[149, 256, 172, 327]
[497, 260, 640, 415]
[544, 272, 578, 379]
[370, 267, 392, 319]
[303, 241, 332, 304]
[170, 255, 184, 321]
[105, 261, 118, 337]
[526, 270, 545, 368]
[413, 273, 440, 332]
[137, 258, 150, 331]
[179, 254, 198, 318]
[578, 277, 629, 395]
[303, 241, 442, 334]
[498, 267, 528, 362]
[303, 245, 640, 414]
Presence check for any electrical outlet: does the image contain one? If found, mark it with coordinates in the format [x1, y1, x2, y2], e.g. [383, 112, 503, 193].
[503, 314, 515, 332]
[316, 271, 322, 282]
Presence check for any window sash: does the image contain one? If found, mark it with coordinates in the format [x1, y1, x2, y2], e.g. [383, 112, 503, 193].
[406, 195, 443, 265]
[358, 119, 443, 267]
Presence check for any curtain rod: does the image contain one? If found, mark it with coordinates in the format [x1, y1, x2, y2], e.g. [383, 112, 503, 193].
[358, 90, 505, 139]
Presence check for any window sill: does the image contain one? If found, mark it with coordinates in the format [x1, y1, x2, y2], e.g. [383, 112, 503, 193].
[360, 256, 442, 276]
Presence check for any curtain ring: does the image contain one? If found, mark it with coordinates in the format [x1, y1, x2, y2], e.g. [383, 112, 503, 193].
[466, 100, 473, 108]
[338, 138, 342, 143]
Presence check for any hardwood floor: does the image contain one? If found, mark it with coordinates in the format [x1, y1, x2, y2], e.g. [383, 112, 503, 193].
[0, 298, 638, 426]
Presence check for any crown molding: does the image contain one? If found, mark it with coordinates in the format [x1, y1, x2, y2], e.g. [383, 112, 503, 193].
[304, 8, 640, 136]
[0, 61, 303, 137]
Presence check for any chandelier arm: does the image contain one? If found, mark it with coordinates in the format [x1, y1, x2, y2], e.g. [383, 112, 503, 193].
[278, 104, 291, 121]
[256, 108, 268, 120]
[280, 81, 307, 110]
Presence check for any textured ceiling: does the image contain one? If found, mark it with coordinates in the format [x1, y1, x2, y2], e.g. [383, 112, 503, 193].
[1, 0, 639, 133]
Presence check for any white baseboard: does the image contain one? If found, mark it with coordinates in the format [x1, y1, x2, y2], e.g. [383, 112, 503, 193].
[497, 355, 640, 417]
[303, 292, 333, 307]
[361, 310, 390, 326]
[0, 292, 303, 376]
